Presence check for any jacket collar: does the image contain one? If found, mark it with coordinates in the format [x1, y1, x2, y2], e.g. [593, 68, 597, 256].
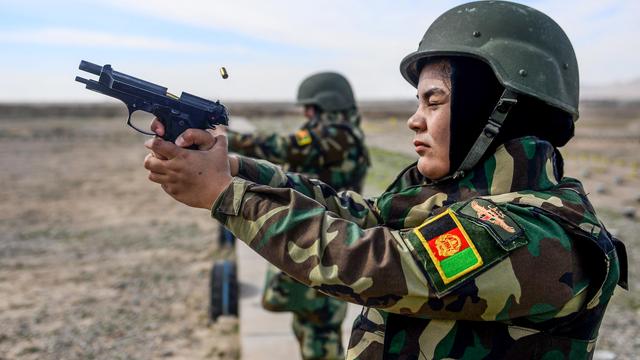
[377, 137, 562, 228]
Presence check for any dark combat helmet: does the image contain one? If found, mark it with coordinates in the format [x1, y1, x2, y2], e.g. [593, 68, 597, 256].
[296, 72, 356, 112]
[400, 0, 579, 179]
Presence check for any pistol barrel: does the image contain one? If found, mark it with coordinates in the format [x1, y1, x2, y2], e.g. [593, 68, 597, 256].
[75, 76, 89, 85]
[79, 60, 102, 75]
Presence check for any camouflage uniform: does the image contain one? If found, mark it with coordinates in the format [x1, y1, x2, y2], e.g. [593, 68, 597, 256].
[228, 109, 369, 192]
[213, 136, 627, 359]
[227, 108, 369, 359]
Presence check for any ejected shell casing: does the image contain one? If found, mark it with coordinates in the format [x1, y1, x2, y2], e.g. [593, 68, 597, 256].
[220, 67, 229, 79]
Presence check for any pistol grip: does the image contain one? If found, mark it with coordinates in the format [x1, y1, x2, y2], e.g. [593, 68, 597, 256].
[158, 113, 199, 150]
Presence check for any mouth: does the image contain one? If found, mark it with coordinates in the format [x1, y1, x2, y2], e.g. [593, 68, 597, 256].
[413, 139, 430, 153]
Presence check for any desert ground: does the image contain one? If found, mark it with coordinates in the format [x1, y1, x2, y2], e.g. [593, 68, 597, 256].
[0, 101, 638, 359]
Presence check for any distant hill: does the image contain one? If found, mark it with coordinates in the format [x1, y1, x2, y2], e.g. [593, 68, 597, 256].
[0, 101, 417, 120]
[1, 85, 638, 121]
[581, 78, 640, 101]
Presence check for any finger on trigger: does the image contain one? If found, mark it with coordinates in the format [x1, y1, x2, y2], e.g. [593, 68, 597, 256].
[150, 117, 165, 136]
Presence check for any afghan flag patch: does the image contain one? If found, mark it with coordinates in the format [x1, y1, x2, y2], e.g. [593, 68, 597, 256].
[294, 129, 312, 146]
[413, 209, 483, 285]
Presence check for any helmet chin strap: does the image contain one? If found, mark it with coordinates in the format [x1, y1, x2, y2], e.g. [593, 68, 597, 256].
[431, 89, 518, 184]
[452, 88, 518, 179]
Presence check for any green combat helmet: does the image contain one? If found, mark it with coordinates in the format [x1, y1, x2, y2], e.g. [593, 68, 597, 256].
[400, 0, 579, 178]
[296, 72, 357, 112]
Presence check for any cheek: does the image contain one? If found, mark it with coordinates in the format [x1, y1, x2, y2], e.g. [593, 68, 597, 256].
[433, 115, 451, 149]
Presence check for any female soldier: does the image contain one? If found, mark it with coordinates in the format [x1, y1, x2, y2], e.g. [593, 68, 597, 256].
[144, 1, 627, 358]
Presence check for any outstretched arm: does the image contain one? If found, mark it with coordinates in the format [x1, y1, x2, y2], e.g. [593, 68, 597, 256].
[229, 123, 357, 173]
[234, 154, 378, 227]
[213, 179, 590, 321]
[227, 129, 290, 165]
[144, 129, 588, 322]
[150, 119, 377, 227]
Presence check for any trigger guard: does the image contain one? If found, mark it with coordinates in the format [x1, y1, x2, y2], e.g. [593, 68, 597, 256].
[126, 106, 156, 136]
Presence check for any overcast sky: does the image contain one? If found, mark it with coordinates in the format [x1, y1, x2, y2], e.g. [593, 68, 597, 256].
[0, 0, 638, 102]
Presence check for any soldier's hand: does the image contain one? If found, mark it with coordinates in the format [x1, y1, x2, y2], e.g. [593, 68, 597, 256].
[172, 128, 239, 176]
[151, 117, 227, 149]
[149, 118, 238, 175]
[143, 127, 232, 209]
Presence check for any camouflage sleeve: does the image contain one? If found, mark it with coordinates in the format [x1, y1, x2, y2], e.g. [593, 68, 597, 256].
[227, 129, 291, 165]
[284, 124, 357, 169]
[228, 124, 355, 170]
[235, 155, 379, 228]
[213, 179, 589, 322]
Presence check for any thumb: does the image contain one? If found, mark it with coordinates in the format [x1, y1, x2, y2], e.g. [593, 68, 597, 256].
[207, 128, 228, 152]
[176, 129, 216, 150]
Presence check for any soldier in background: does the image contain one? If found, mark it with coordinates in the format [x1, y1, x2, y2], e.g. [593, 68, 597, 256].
[144, 1, 628, 358]
[228, 72, 370, 359]
[228, 72, 369, 193]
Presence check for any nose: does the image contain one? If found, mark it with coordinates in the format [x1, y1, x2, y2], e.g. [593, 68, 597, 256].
[407, 108, 427, 133]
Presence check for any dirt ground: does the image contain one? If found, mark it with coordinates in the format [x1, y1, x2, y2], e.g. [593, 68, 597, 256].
[0, 118, 238, 359]
[1, 102, 638, 359]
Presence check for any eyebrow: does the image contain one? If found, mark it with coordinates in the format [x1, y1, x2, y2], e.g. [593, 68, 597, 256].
[417, 87, 448, 100]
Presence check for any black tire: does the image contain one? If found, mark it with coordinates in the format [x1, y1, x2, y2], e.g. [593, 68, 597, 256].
[209, 260, 239, 321]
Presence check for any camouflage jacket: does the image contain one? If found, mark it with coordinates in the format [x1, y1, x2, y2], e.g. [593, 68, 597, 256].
[213, 137, 627, 359]
[227, 110, 369, 191]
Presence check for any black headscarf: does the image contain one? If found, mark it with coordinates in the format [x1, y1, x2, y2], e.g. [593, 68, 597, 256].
[447, 57, 504, 173]
[420, 56, 575, 177]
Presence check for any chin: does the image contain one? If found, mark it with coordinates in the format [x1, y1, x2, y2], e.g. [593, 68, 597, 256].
[417, 157, 449, 180]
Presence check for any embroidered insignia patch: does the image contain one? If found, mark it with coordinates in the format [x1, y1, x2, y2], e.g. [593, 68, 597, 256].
[458, 198, 524, 250]
[470, 200, 515, 233]
[413, 209, 483, 284]
[294, 129, 312, 146]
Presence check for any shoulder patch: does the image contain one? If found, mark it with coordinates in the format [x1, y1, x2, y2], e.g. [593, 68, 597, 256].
[413, 209, 483, 285]
[294, 129, 312, 146]
[457, 198, 524, 251]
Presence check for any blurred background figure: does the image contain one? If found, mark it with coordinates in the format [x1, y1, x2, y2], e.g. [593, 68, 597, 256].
[227, 71, 369, 360]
